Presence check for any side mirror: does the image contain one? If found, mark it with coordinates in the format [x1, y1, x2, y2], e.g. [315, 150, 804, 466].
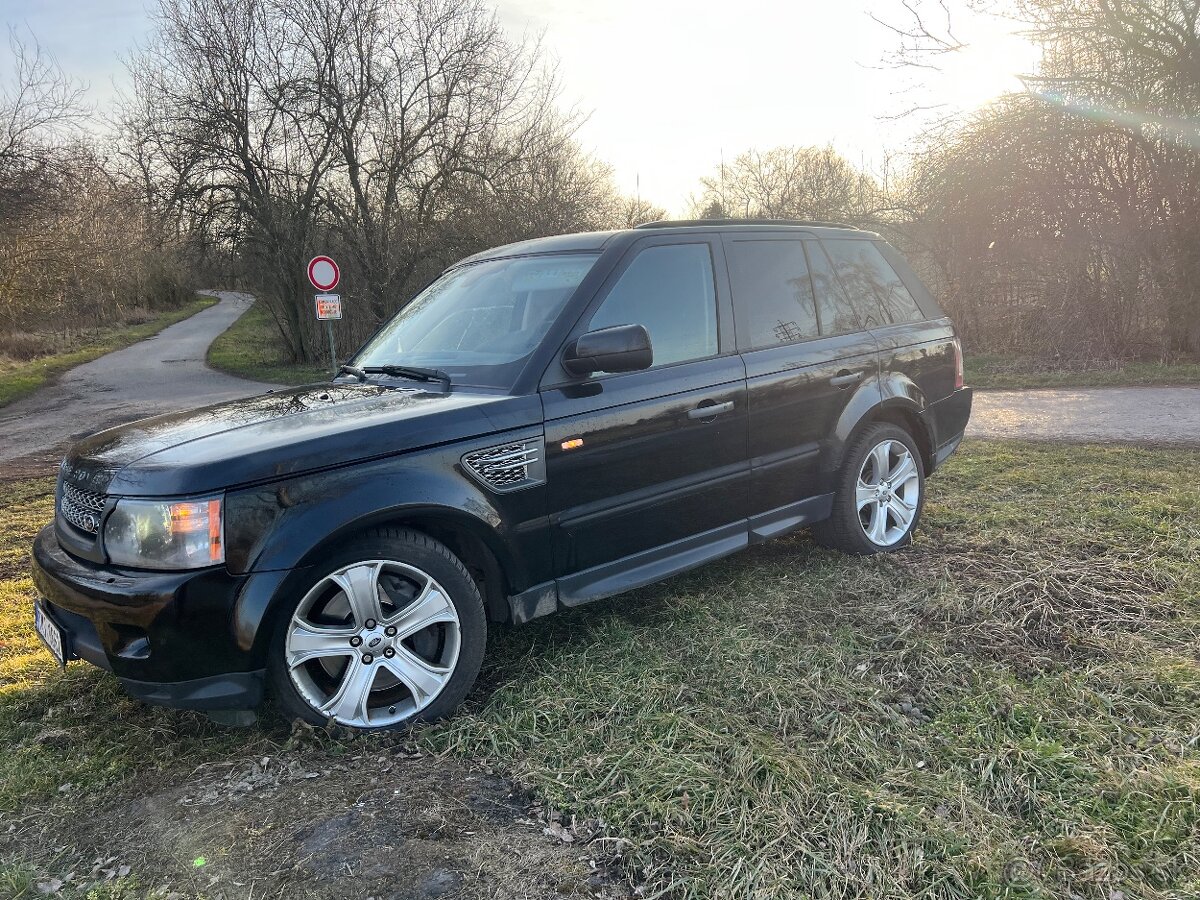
[563, 324, 653, 377]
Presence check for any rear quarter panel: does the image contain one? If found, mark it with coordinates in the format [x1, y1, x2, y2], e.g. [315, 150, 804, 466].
[871, 318, 962, 450]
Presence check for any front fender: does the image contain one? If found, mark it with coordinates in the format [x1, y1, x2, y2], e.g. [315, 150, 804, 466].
[223, 433, 549, 660]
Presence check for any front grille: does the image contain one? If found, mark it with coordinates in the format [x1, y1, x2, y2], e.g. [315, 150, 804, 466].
[462, 439, 545, 492]
[59, 483, 107, 534]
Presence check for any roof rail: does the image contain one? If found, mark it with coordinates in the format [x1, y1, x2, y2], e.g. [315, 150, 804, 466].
[634, 218, 859, 230]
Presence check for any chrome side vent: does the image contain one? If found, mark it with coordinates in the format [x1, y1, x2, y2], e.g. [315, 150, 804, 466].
[462, 438, 546, 492]
[59, 482, 107, 535]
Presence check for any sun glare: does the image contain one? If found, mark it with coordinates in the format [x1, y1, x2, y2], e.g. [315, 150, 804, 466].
[935, 19, 1041, 112]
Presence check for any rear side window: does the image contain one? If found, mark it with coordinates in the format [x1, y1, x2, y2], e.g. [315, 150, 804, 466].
[726, 240, 819, 349]
[589, 243, 718, 367]
[807, 242, 863, 336]
[822, 239, 926, 326]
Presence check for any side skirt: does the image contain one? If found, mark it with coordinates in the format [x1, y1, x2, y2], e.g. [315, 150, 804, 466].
[507, 493, 835, 625]
[747, 494, 833, 544]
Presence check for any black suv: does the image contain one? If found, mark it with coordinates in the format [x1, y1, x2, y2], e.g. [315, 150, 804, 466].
[31, 220, 971, 731]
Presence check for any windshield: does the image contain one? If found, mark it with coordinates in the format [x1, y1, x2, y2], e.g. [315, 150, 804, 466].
[353, 253, 598, 388]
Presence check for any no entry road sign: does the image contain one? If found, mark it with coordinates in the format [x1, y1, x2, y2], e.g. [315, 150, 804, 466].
[307, 256, 340, 292]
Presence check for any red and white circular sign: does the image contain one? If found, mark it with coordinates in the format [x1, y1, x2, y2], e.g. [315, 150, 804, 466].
[307, 256, 340, 292]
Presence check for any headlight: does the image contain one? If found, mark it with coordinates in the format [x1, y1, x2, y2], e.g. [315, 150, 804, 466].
[104, 495, 224, 569]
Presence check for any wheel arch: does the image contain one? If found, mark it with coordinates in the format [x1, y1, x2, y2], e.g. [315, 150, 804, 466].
[833, 397, 935, 476]
[234, 501, 520, 667]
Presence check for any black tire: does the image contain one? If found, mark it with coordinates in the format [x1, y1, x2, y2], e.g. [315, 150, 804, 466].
[811, 422, 926, 555]
[267, 527, 487, 731]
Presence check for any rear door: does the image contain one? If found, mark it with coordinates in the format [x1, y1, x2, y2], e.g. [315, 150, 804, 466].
[723, 233, 880, 526]
[540, 235, 749, 600]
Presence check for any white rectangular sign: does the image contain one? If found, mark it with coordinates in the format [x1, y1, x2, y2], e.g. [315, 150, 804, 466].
[315, 294, 342, 320]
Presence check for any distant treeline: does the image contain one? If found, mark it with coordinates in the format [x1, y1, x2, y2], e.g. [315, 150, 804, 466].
[3, 0, 1197, 364]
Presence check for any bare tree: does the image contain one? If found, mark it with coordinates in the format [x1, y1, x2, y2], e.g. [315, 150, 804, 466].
[691, 146, 883, 223]
[0, 29, 88, 217]
[0, 29, 196, 341]
[617, 195, 668, 227]
[886, 0, 1200, 356]
[122, 0, 626, 361]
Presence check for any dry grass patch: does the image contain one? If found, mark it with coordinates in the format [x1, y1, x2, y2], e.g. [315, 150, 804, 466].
[965, 353, 1200, 389]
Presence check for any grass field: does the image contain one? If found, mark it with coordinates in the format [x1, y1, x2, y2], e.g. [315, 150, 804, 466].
[206, 300, 328, 386]
[0, 297, 219, 409]
[966, 353, 1200, 390]
[2, 442, 1198, 898]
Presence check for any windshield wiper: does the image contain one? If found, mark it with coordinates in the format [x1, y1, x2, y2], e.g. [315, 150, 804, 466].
[338, 363, 451, 385]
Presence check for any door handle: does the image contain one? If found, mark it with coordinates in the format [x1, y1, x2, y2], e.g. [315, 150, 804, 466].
[688, 400, 734, 420]
[829, 370, 864, 388]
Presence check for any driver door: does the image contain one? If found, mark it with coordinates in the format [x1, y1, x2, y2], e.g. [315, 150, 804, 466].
[540, 235, 750, 605]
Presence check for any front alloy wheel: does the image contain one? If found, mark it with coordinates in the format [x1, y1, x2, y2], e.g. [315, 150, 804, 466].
[269, 529, 486, 730]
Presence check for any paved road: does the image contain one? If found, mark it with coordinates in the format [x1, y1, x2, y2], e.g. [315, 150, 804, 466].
[968, 385, 1200, 445]
[0, 291, 275, 465]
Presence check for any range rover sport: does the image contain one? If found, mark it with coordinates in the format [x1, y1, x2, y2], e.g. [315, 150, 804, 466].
[31, 220, 972, 731]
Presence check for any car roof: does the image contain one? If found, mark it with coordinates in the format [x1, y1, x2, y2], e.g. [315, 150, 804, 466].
[457, 230, 622, 265]
[455, 220, 882, 267]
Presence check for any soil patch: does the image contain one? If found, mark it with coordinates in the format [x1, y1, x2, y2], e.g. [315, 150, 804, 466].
[1, 733, 630, 899]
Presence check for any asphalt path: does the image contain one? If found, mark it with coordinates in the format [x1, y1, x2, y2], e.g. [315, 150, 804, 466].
[0, 291, 275, 466]
[967, 385, 1200, 446]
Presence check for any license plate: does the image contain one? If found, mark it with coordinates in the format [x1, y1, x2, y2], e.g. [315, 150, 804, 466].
[34, 603, 67, 667]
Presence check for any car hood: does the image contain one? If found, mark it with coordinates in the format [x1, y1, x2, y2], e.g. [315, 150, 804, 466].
[61, 383, 542, 497]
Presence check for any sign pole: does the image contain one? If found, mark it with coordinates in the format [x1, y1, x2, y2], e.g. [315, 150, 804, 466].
[307, 257, 343, 378]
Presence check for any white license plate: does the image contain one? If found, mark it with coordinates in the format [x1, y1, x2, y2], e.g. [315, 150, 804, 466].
[34, 603, 67, 666]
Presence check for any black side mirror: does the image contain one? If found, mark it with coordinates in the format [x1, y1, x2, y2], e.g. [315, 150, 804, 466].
[563, 324, 653, 377]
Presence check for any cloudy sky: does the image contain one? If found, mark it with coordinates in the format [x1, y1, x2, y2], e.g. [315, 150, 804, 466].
[1, 0, 1039, 213]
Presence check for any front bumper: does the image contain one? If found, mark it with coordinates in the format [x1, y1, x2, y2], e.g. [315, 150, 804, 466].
[30, 524, 265, 710]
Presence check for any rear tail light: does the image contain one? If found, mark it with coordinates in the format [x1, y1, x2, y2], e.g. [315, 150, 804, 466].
[952, 338, 964, 390]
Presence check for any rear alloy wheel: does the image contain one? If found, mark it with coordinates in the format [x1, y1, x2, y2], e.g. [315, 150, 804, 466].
[854, 438, 920, 547]
[812, 423, 925, 555]
[269, 530, 485, 730]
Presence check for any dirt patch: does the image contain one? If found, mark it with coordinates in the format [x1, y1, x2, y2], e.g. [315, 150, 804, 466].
[1, 730, 630, 899]
[0, 453, 59, 484]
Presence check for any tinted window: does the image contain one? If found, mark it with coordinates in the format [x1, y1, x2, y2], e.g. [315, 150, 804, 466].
[726, 240, 819, 349]
[806, 242, 863, 336]
[589, 243, 718, 367]
[822, 239, 926, 326]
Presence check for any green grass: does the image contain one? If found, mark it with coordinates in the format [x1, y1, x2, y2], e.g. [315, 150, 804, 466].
[966, 353, 1200, 390]
[0, 297, 219, 409]
[206, 300, 329, 386]
[2, 442, 1199, 898]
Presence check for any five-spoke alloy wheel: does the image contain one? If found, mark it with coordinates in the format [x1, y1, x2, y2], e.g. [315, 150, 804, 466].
[854, 438, 920, 547]
[813, 422, 925, 555]
[269, 529, 486, 731]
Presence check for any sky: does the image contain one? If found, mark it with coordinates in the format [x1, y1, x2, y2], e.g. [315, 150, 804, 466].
[1, 0, 1040, 214]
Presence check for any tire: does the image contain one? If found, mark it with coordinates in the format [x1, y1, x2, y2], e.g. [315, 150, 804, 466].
[811, 422, 925, 555]
[267, 527, 487, 731]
